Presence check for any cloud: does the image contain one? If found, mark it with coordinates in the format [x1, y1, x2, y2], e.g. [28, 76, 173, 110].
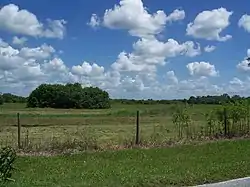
[72, 62, 105, 77]
[227, 77, 250, 96]
[187, 61, 219, 77]
[0, 38, 250, 99]
[88, 14, 101, 28]
[121, 75, 145, 92]
[204, 45, 216, 52]
[237, 60, 250, 72]
[0, 38, 204, 99]
[239, 14, 250, 33]
[112, 37, 201, 72]
[166, 9, 185, 22]
[0, 45, 23, 71]
[19, 44, 55, 59]
[91, 0, 185, 38]
[230, 77, 243, 86]
[0, 38, 8, 47]
[0, 39, 119, 96]
[87, 0, 202, 93]
[42, 19, 67, 39]
[3, 2, 249, 99]
[186, 8, 232, 41]
[237, 49, 250, 72]
[166, 71, 178, 84]
[0, 4, 66, 39]
[12, 36, 28, 45]
[102, 0, 167, 38]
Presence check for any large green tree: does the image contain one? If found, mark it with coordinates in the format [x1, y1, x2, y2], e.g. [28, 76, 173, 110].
[27, 83, 111, 109]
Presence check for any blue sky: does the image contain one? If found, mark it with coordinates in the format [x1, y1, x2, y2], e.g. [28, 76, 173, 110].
[0, 0, 250, 99]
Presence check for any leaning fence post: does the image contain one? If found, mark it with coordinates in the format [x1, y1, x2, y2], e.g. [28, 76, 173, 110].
[135, 110, 140, 145]
[17, 113, 21, 149]
[223, 108, 228, 137]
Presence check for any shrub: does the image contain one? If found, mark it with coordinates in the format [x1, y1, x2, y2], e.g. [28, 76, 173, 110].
[0, 147, 16, 183]
[27, 83, 111, 109]
[172, 104, 192, 139]
[0, 94, 3, 105]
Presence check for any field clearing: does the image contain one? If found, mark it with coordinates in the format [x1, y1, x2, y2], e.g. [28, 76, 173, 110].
[7, 139, 250, 187]
[0, 103, 221, 149]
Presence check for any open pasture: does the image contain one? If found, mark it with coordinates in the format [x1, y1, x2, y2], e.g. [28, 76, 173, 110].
[0, 103, 219, 150]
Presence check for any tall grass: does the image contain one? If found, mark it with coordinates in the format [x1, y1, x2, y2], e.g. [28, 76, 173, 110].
[1, 102, 250, 153]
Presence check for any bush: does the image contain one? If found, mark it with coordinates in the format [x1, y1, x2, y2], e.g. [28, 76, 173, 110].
[0, 95, 3, 105]
[27, 83, 111, 109]
[0, 147, 16, 183]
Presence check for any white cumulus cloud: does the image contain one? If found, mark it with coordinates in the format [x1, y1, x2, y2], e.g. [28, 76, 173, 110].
[112, 37, 201, 73]
[166, 71, 178, 84]
[204, 45, 216, 52]
[0, 4, 66, 39]
[12, 36, 28, 45]
[19, 44, 55, 59]
[72, 62, 105, 77]
[102, 0, 167, 38]
[90, 0, 185, 38]
[187, 61, 219, 77]
[237, 49, 250, 72]
[186, 8, 232, 41]
[239, 14, 250, 33]
[88, 14, 101, 28]
[166, 9, 185, 22]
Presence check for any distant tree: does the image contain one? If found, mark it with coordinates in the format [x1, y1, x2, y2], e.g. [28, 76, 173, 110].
[2, 93, 27, 103]
[80, 87, 110, 109]
[27, 83, 111, 109]
[0, 94, 3, 105]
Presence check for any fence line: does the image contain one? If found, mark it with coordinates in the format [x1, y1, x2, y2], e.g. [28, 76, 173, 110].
[1, 105, 250, 150]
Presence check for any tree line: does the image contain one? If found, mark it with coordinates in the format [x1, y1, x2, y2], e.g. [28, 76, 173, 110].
[0, 84, 249, 108]
[112, 94, 248, 105]
[0, 93, 26, 105]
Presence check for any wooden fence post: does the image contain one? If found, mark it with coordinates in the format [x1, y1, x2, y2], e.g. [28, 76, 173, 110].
[248, 104, 250, 133]
[135, 110, 140, 145]
[223, 108, 228, 137]
[17, 113, 21, 149]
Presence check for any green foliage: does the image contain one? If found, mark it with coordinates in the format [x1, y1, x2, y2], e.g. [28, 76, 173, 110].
[0, 147, 16, 183]
[11, 140, 250, 187]
[0, 94, 3, 105]
[172, 104, 192, 139]
[27, 83, 111, 109]
[204, 101, 250, 138]
[111, 94, 250, 105]
[2, 93, 26, 103]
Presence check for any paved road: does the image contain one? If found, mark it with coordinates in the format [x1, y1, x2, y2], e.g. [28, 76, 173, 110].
[195, 177, 250, 187]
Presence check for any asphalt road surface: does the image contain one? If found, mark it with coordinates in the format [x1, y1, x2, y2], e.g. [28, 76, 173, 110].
[195, 177, 250, 187]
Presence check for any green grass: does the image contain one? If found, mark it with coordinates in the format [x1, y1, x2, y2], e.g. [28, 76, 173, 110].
[0, 103, 221, 149]
[5, 139, 250, 187]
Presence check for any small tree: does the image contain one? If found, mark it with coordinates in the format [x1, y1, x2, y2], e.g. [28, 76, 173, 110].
[0, 94, 3, 105]
[0, 147, 16, 183]
[172, 104, 192, 139]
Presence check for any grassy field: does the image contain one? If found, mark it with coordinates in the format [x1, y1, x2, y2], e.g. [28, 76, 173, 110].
[5, 139, 250, 187]
[0, 103, 220, 150]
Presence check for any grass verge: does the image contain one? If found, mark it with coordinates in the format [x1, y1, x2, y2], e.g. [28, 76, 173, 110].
[6, 139, 250, 187]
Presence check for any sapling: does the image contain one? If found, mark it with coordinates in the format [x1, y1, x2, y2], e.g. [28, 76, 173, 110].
[0, 147, 16, 183]
[172, 104, 192, 139]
